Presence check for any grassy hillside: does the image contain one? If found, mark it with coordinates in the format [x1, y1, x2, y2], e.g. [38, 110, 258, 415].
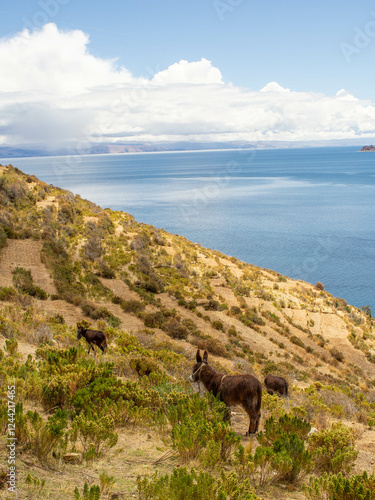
[0, 163, 375, 499]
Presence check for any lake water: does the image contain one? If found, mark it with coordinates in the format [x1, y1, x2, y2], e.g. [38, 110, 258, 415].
[1, 146, 374, 311]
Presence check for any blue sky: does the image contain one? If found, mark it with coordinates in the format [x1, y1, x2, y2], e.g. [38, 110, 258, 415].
[1, 0, 375, 148]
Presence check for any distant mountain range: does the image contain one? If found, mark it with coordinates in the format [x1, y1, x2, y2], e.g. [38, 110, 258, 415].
[0, 139, 374, 158]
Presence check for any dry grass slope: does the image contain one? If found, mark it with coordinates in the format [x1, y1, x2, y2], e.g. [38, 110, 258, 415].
[0, 163, 375, 500]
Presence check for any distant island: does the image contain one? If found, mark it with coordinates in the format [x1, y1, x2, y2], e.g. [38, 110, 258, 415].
[360, 145, 375, 151]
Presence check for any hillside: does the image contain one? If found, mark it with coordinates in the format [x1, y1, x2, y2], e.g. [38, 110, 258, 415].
[0, 163, 375, 500]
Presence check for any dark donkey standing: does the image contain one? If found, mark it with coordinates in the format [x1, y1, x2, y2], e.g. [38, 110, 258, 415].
[189, 349, 262, 435]
[76, 323, 107, 355]
[264, 374, 288, 397]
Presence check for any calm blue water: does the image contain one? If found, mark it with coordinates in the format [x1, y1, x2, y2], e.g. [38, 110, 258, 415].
[1, 147, 374, 311]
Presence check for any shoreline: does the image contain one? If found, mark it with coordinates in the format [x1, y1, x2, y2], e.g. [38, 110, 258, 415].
[0, 144, 365, 162]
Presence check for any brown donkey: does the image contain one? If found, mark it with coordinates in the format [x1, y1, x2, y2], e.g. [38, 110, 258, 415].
[76, 323, 107, 355]
[189, 349, 262, 435]
[264, 374, 288, 397]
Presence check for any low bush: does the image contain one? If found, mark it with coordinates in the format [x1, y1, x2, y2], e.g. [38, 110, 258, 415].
[120, 299, 145, 314]
[330, 347, 344, 362]
[197, 337, 229, 358]
[236, 413, 312, 486]
[71, 413, 118, 459]
[5, 337, 18, 355]
[144, 311, 166, 329]
[212, 320, 225, 332]
[12, 267, 48, 300]
[0, 286, 18, 302]
[73, 483, 101, 500]
[15, 404, 68, 460]
[129, 356, 161, 377]
[167, 393, 239, 463]
[308, 422, 358, 474]
[82, 304, 120, 327]
[165, 319, 188, 340]
[303, 471, 375, 500]
[137, 467, 260, 500]
[25, 473, 46, 498]
[290, 335, 305, 348]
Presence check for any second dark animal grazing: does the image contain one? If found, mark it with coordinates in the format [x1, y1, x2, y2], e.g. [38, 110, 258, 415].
[76, 323, 107, 354]
[189, 349, 262, 435]
[264, 374, 288, 397]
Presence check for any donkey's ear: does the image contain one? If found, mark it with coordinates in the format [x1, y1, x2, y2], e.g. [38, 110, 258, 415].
[203, 350, 208, 364]
[196, 349, 202, 363]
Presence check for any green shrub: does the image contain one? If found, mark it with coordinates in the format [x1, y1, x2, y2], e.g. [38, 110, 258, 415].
[167, 393, 239, 463]
[12, 267, 48, 300]
[212, 320, 225, 332]
[74, 483, 101, 500]
[239, 309, 264, 327]
[290, 335, 305, 348]
[262, 311, 281, 325]
[99, 472, 116, 496]
[239, 413, 312, 486]
[165, 319, 188, 340]
[144, 311, 166, 329]
[0, 468, 7, 490]
[15, 404, 68, 460]
[308, 422, 358, 474]
[0, 226, 7, 249]
[5, 337, 18, 355]
[261, 361, 279, 376]
[71, 413, 118, 459]
[25, 473, 46, 497]
[82, 305, 120, 327]
[303, 471, 375, 500]
[197, 338, 228, 358]
[130, 356, 161, 377]
[0, 286, 17, 301]
[121, 299, 145, 314]
[137, 467, 260, 500]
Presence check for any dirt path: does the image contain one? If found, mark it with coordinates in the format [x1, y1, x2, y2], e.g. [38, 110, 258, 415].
[36, 195, 57, 209]
[0, 240, 57, 295]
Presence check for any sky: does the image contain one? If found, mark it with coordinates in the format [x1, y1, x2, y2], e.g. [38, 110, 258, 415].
[1, 0, 375, 150]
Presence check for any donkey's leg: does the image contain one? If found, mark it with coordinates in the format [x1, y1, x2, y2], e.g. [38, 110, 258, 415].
[243, 396, 260, 436]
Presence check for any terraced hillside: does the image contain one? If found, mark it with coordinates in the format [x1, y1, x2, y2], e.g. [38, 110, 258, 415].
[0, 164, 375, 500]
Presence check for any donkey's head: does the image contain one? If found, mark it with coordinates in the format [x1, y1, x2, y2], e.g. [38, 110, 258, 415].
[76, 323, 85, 340]
[189, 349, 208, 382]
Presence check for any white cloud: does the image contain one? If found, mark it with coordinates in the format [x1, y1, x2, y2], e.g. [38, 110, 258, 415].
[0, 23, 375, 149]
[260, 82, 290, 93]
[151, 58, 223, 85]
